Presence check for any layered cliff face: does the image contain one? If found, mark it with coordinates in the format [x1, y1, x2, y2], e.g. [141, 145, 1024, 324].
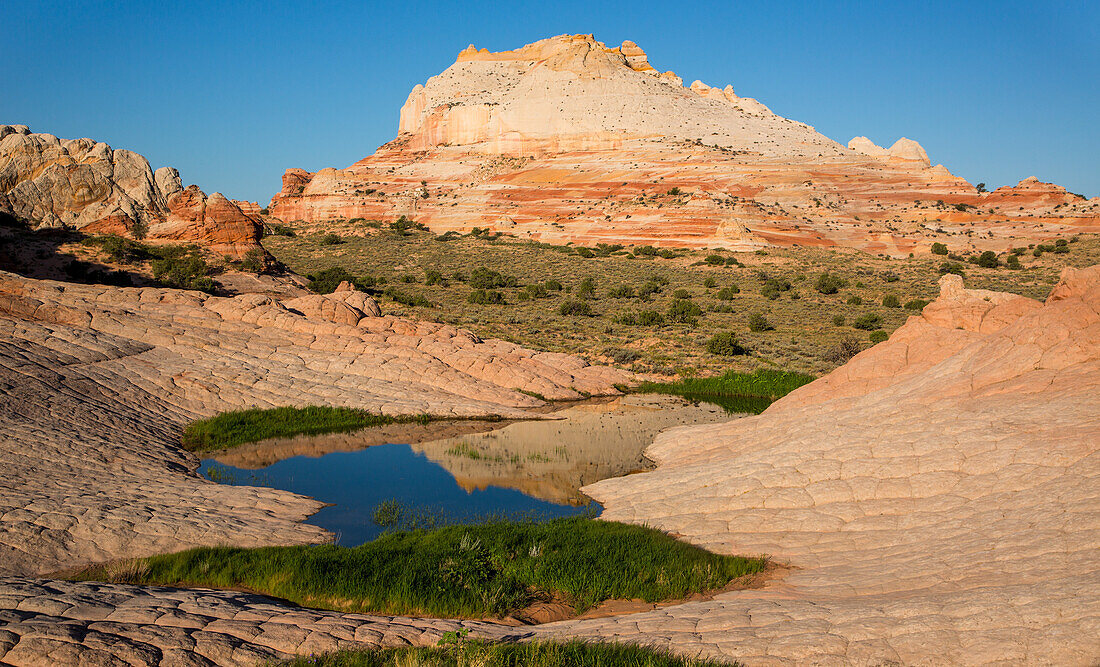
[271, 35, 1100, 255]
[0, 125, 263, 258]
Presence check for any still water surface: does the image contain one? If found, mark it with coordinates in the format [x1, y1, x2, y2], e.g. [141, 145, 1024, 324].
[200, 394, 738, 545]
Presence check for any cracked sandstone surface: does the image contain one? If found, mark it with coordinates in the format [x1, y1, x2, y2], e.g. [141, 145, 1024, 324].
[1, 266, 1098, 665]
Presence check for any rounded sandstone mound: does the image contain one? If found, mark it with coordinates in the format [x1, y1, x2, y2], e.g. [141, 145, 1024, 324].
[557, 265, 1100, 665]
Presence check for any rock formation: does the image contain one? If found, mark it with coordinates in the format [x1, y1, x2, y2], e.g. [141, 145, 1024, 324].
[0, 271, 631, 577]
[544, 265, 1100, 664]
[0, 125, 263, 258]
[2, 265, 1095, 665]
[0, 578, 521, 665]
[271, 35, 1100, 256]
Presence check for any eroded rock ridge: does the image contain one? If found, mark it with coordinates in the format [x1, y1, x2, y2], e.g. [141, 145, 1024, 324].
[0, 125, 263, 258]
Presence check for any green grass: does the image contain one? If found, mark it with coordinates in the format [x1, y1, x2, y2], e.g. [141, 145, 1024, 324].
[73, 517, 766, 618]
[279, 638, 737, 666]
[637, 368, 815, 414]
[180, 406, 438, 451]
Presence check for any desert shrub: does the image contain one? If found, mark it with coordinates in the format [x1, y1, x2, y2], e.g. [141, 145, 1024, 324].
[152, 252, 215, 293]
[717, 286, 739, 300]
[524, 284, 548, 299]
[881, 271, 899, 283]
[633, 245, 658, 256]
[904, 299, 930, 311]
[815, 272, 848, 294]
[976, 251, 1000, 268]
[846, 295, 863, 305]
[467, 289, 505, 305]
[760, 278, 791, 300]
[558, 299, 594, 316]
[832, 314, 845, 326]
[703, 276, 717, 288]
[84, 234, 150, 264]
[672, 288, 691, 299]
[469, 266, 517, 289]
[704, 254, 725, 266]
[638, 276, 667, 299]
[608, 284, 635, 298]
[706, 332, 748, 356]
[237, 248, 266, 274]
[400, 274, 418, 284]
[628, 310, 665, 326]
[577, 277, 597, 299]
[747, 313, 772, 332]
[307, 267, 353, 293]
[869, 330, 889, 343]
[708, 303, 734, 313]
[931, 242, 948, 255]
[575, 247, 595, 258]
[667, 299, 702, 325]
[319, 233, 343, 246]
[424, 270, 447, 286]
[605, 348, 640, 364]
[389, 216, 426, 234]
[666, 187, 682, 196]
[1005, 255, 1021, 269]
[544, 279, 563, 291]
[130, 218, 148, 240]
[938, 262, 966, 276]
[593, 243, 624, 257]
[386, 288, 431, 307]
[824, 338, 862, 363]
[853, 313, 883, 330]
[266, 224, 295, 237]
[882, 295, 900, 308]
[724, 256, 741, 267]
[657, 248, 676, 259]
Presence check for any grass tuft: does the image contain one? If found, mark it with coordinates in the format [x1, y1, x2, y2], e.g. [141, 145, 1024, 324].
[180, 406, 442, 451]
[637, 368, 814, 414]
[73, 517, 766, 619]
[279, 638, 738, 666]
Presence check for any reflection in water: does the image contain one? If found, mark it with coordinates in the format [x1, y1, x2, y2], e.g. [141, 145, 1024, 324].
[409, 395, 731, 505]
[200, 446, 590, 545]
[201, 394, 741, 545]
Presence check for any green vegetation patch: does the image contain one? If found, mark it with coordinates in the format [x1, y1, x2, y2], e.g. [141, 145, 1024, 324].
[279, 637, 735, 667]
[637, 368, 815, 414]
[82, 234, 217, 292]
[75, 517, 766, 619]
[180, 406, 437, 451]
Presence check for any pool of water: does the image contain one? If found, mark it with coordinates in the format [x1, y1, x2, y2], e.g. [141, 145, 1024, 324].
[200, 394, 739, 546]
[199, 444, 593, 545]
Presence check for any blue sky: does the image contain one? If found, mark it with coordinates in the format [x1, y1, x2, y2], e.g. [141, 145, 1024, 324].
[4, 1, 1097, 202]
